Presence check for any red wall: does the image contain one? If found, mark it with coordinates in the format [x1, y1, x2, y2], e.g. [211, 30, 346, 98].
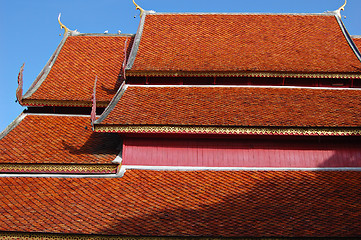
[123, 138, 361, 168]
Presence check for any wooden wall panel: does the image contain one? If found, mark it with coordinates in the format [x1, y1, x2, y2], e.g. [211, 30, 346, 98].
[123, 138, 361, 168]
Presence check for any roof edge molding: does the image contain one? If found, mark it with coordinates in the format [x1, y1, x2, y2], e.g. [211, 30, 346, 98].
[126, 11, 148, 70]
[334, 15, 361, 63]
[94, 82, 128, 124]
[0, 113, 26, 141]
[94, 125, 361, 137]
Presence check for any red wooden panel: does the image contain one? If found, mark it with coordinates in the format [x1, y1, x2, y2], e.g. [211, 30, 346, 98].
[123, 138, 361, 168]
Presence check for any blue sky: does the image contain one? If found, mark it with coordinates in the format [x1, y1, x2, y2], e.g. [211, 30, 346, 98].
[1, 0, 360, 132]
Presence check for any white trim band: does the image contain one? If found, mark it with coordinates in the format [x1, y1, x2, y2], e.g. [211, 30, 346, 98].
[124, 165, 361, 172]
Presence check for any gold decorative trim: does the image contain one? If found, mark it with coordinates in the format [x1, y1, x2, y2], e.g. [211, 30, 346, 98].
[0, 232, 293, 240]
[58, 13, 69, 34]
[21, 99, 109, 108]
[126, 71, 361, 79]
[338, 0, 347, 12]
[0, 164, 117, 174]
[95, 125, 361, 136]
[133, 0, 145, 17]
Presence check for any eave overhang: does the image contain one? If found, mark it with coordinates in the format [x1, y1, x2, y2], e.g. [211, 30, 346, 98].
[0, 163, 117, 174]
[94, 125, 361, 137]
[126, 71, 361, 79]
[21, 99, 110, 108]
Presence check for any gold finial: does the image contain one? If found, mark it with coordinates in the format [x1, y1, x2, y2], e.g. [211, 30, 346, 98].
[58, 13, 69, 34]
[338, 0, 347, 12]
[133, 0, 145, 17]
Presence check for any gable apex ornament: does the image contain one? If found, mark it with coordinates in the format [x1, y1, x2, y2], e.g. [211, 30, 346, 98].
[133, 0, 145, 17]
[57, 13, 80, 36]
[335, 0, 347, 18]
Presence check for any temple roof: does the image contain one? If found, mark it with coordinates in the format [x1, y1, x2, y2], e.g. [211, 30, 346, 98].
[0, 170, 360, 237]
[0, 114, 120, 165]
[126, 12, 361, 78]
[95, 86, 361, 131]
[22, 34, 134, 107]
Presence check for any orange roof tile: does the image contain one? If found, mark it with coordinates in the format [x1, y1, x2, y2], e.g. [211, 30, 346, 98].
[127, 13, 361, 76]
[0, 170, 360, 237]
[97, 86, 361, 128]
[23, 35, 134, 106]
[0, 114, 120, 164]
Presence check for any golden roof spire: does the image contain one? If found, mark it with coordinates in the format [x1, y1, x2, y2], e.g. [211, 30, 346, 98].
[335, 0, 347, 18]
[58, 13, 69, 34]
[133, 0, 145, 17]
[338, 0, 347, 12]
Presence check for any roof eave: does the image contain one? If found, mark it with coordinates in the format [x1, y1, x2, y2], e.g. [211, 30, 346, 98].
[125, 70, 361, 79]
[94, 125, 361, 137]
[21, 99, 110, 108]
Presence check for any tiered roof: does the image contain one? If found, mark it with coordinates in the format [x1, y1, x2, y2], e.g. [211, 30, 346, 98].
[1, 2, 361, 239]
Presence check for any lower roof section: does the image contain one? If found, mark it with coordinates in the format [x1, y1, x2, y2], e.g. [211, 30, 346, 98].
[0, 170, 360, 237]
[0, 114, 121, 166]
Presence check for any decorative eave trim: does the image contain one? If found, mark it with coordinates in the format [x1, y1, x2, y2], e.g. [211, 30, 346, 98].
[126, 71, 361, 79]
[0, 113, 26, 141]
[21, 99, 110, 108]
[0, 164, 117, 174]
[0, 232, 301, 240]
[94, 125, 361, 137]
[334, 15, 361, 63]
[23, 34, 69, 99]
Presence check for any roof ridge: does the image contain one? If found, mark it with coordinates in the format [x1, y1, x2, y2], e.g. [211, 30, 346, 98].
[147, 12, 337, 16]
[73, 33, 135, 37]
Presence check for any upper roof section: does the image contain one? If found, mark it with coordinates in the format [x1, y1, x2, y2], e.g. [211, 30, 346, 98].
[0, 114, 121, 173]
[126, 12, 361, 78]
[22, 34, 134, 107]
[95, 85, 361, 135]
